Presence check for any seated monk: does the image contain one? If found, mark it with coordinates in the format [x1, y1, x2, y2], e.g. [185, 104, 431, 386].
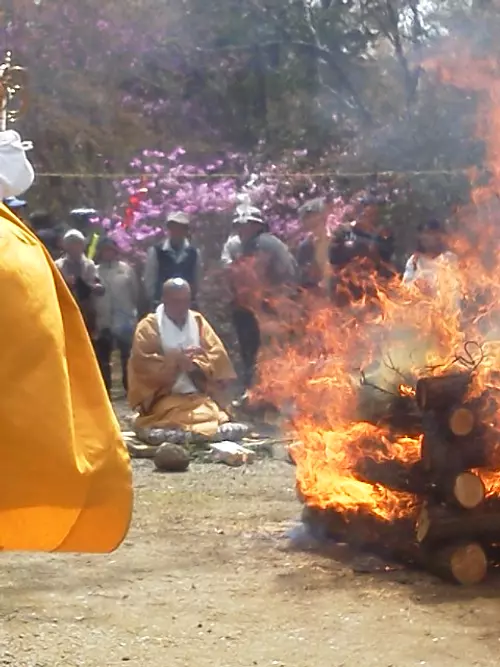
[128, 278, 237, 440]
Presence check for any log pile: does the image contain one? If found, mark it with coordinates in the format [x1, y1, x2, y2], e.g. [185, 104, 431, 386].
[301, 369, 500, 585]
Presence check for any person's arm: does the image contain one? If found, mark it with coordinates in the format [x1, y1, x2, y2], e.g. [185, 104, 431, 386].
[188, 314, 236, 383]
[220, 235, 240, 266]
[402, 255, 417, 285]
[85, 260, 105, 295]
[143, 246, 158, 306]
[257, 236, 297, 288]
[220, 237, 232, 266]
[127, 264, 140, 311]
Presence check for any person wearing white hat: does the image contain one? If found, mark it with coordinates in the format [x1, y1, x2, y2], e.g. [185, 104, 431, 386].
[0, 129, 132, 552]
[225, 196, 297, 394]
[55, 228, 105, 336]
[143, 210, 201, 311]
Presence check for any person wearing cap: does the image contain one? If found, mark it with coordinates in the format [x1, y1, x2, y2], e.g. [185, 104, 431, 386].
[55, 229, 105, 336]
[3, 195, 28, 223]
[69, 207, 99, 238]
[227, 197, 297, 393]
[29, 209, 64, 260]
[402, 219, 458, 299]
[3, 194, 27, 211]
[143, 211, 201, 311]
[0, 128, 131, 553]
[95, 237, 139, 395]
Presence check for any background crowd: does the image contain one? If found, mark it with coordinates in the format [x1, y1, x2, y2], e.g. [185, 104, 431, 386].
[2, 191, 455, 404]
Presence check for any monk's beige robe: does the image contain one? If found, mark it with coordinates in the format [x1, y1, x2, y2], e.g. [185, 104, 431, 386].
[128, 312, 236, 437]
[0, 203, 132, 552]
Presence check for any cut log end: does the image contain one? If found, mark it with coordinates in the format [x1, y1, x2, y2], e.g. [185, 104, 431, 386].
[416, 506, 431, 543]
[453, 471, 485, 510]
[416, 372, 471, 411]
[439, 542, 488, 585]
[449, 407, 475, 437]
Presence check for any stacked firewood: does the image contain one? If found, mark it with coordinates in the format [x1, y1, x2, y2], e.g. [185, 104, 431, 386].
[301, 370, 500, 585]
[414, 371, 499, 585]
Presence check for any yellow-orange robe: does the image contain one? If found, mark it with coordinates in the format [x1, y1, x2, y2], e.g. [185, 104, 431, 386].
[128, 312, 236, 437]
[0, 203, 132, 552]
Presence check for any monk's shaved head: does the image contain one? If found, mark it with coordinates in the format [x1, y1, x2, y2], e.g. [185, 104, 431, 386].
[162, 278, 191, 325]
[162, 277, 191, 296]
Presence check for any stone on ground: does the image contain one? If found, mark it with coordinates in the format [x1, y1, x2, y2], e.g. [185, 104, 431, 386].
[154, 443, 191, 472]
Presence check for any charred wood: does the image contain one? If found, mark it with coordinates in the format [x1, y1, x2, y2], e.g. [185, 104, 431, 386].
[416, 372, 472, 411]
[355, 457, 428, 495]
[421, 412, 488, 474]
[302, 505, 489, 585]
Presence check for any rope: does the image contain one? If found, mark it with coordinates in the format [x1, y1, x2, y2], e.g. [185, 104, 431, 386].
[35, 168, 471, 180]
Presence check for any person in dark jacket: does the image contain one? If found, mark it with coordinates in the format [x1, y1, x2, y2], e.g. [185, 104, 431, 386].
[143, 211, 201, 311]
[3, 195, 27, 223]
[29, 210, 64, 260]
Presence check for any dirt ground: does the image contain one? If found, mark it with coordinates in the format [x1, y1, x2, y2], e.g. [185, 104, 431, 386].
[2, 408, 500, 666]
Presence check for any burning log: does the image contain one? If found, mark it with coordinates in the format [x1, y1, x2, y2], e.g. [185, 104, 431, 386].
[301, 506, 489, 585]
[420, 412, 448, 472]
[415, 371, 471, 411]
[295, 365, 500, 585]
[430, 542, 488, 586]
[356, 457, 428, 495]
[447, 406, 475, 437]
[416, 502, 500, 545]
[421, 411, 488, 474]
[438, 471, 486, 510]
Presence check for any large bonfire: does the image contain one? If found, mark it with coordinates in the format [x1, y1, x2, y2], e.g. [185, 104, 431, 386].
[253, 47, 500, 584]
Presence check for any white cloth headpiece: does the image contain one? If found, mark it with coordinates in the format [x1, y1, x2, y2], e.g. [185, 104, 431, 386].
[233, 193, 263, 225]
[0, 130, 34, 199]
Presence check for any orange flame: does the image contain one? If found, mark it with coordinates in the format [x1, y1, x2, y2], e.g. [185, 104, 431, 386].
[250, 46, 500, 522]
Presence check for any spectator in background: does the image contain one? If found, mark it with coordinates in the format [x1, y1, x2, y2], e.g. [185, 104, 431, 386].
[70, 207, 98, 237]
[296, 197, 332, 291]
[56, 229, 104, 336]
[143, 211, 201, 311]
[402, 219, 459, 308]
[3, 195, 27, 223]
[94, 238, 139, 395]
[328, 222, 396, 308]
[402, 219, 455, 287]
[29, 210, 64, 260]
[224, 198, 297, 397]
[221, 228, 242, 267]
